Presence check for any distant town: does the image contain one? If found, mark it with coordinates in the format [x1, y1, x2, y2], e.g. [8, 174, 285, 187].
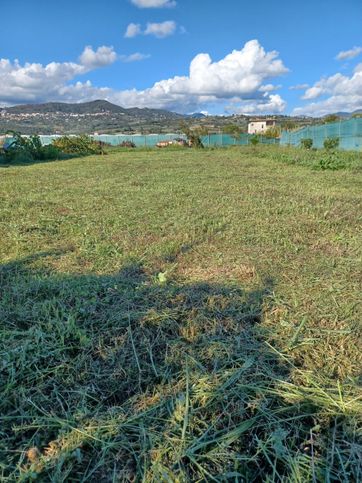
[1, 99, 357, 137]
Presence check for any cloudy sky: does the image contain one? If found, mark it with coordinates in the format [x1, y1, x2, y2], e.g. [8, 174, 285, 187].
[1, 0, 361, 116]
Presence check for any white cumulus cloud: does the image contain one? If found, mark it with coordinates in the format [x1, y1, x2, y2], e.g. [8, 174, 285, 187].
[0, 46, 117, 105]
[0, 40, 288, 114]
[336, 46, 362, 61]
[120, 52, 151, 62]
[131, 0, 176, 8]
[226, 94, 286, 115]
[293, 66, 362, 116]
[259, 84, 282, 92]
[107, 39, 288, 112]
[79, 46, 117, 69]
[0, 58, 85, 104]
[289, 83, 309, 90]
[144, 21, 177, 38]
[124, 23, 142, 38]
[125, 20, 176, 38]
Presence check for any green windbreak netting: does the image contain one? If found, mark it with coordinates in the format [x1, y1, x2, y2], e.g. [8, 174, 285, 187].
[37, 133, 180, 147]
[200, 133, 279, 146]
[18, 133, 279, 148]
[280, 118, 362, 151]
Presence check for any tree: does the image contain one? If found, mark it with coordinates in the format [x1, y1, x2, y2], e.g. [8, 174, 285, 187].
[179, 122, 205, 148]
[280, 120, 298, 131]
[264, 126, 281, 138]
[323, 114, 340, 124]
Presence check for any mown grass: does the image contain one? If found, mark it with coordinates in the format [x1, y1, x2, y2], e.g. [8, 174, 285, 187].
[0, 146, 361, 481]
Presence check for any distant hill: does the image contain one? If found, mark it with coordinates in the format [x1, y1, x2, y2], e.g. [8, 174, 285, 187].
[189, 113, 206, 119]
[0, 99, 329, 135]
[333, 109, 362, 118]
[4, 100, 128, 115]
[0, 100, 185, 135]
[2, 100, 183, 119]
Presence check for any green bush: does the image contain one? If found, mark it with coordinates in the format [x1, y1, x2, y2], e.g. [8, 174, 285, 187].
[120, 141, 136, 148]
[264, 126, 281, 139]
[4, 150, 33, 164]
[323, 137, 339, 150]
[250, 135, 259, 146]
[52, 135, 103, 155]
[2, 131, 61, 162]
[300, 138, 313, 149]
[316, 153, 346, 170]
[40, 144, 62, 160]
[275, 146, 362, 171]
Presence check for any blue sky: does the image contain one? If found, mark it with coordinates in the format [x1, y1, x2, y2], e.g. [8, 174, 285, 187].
[1, 0, 361, 116]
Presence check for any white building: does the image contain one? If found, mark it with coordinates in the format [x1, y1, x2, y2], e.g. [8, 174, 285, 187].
[248, 119, 276, 134]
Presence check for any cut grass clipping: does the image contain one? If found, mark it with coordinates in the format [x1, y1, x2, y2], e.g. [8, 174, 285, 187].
[0, 146, 361, 481]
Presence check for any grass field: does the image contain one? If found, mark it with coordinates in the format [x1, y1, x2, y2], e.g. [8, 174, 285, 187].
[1, 146, 361, 481]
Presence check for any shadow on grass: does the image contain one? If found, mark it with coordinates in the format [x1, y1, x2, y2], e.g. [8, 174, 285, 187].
[0, 252, 359, 481]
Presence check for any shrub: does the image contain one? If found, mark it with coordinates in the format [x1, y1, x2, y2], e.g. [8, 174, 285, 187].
[189, 134, 204, 148]
[40, 144, 61, 160]
[300, 138, 313, 149]
[276, 145, 359, 171]
[2, 131, 61, 162]
[120, 141, 136, 148]
[2, 131, 32, 161]
[250, 135, 259, 146]
[316, 153, 346, 170]
[264, 126, 281, 139]
[4, 150, 33, 164]
[27, 136, 61, 160]
[179, 122, 205, 148]
[52, 135, 102, 155]
[323, 137, 339, 151]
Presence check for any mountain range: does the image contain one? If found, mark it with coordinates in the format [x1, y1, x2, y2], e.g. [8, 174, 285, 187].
[0, 100, 186, 135]
[2, 100, 183, 118]
[1, 99, 359, 135]
[334, 109, 362, 118]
